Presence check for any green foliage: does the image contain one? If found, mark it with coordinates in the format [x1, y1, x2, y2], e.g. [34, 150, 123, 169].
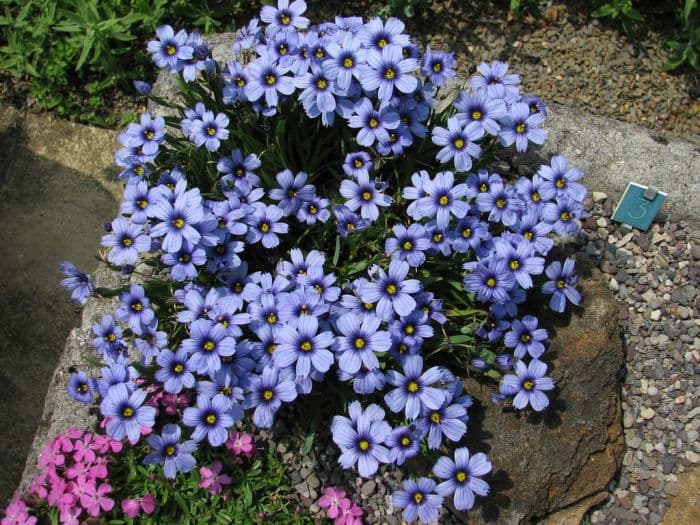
[108, 442, 311, 524]
[0, 0, 249, 126]
[590, 0, 644, 34]
[664, 0, 699, 70]
[508, 0, 541, 18]
[372, 0, 432, 19]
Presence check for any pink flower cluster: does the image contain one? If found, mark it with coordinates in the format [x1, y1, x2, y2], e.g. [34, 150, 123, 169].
[198, 431, 256, 497]
[1, 499, 36, 525]
[225, 431, 256, 461]
[318, 487, 364, 525]
[21, 428, 129, 524]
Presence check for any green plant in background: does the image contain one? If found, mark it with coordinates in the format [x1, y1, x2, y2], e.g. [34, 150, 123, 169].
[590, 0, 644, 34]
[664, 0, 699, 70]
[373, 0, 432, 19]
[508, 0, 541, 18]
[0, 0, 250, 126]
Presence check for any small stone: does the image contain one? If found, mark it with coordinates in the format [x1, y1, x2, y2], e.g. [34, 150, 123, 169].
[616, 232, 634, 247]
[592, 191, 608, 202]
[596, 217, 608, 228]
[664, 482, 680, 497]
[609, 278, 619, 291]
[640, 407, 655, 419]
[361, 480, 377, 498]
[627, 436, 642, 448]
[307, 474, 320, 489]
[653, 416, 667, 430]
[642, 290, 656, 303]
[623, 411, 634, 428]
[650, 310, 661, 321]
[686, 450, 700, 463]
[662, 455, 676, 474]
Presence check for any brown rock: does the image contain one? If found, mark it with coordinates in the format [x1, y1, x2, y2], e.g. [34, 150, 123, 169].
[661, 468, 700, 525]
[457, 266, 624, 524]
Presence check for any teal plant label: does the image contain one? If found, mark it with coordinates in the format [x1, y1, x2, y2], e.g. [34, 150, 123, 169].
[611, 182, 667, 231]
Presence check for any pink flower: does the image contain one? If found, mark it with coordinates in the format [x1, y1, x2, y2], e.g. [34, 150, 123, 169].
[58, 504, 82, 525]
[225, 432, 256, 458]
[121, 493, 155, 518]
[91, 434, 122, 454]
[335, 501, 363, 525]
[318, 487, 351, 520]
[72, 436, 97, 464]
[81, 482, 114, 517]
[198, 461, 232, 495]
[1, 498, 37, 525]
[65, 428, 86, 440]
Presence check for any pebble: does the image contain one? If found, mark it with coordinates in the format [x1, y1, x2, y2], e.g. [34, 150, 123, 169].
[640, 407, 656, 420]
[592, 191, 608, 202]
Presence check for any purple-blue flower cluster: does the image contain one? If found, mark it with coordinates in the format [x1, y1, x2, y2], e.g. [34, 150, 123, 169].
[55, 3, 593, 523]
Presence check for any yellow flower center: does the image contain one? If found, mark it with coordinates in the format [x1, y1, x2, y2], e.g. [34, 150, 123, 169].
[404, 324, 415, 335]
[300, 340, 312, 352]
[556, 279, 566, 289]
[363, 302, 374, 310]
[524, 231, 533, 240]
[137, 199, 148, 209]
[206, 414, 217, 425]
[515, 122, 526, 133]
[165, 445, 176, 456]
[173, 363, 184, 373]
[368, 118, 379, 129]
[433, 233, 443, 242]
[560, 211, 571, 221]
[407, 381, 419, 393]
[260, 223, 270, 233]
[131, 302, 143, 312]
[480, 183, 488, 192]
[384, 67, 396, 80]
[462, 227, 472, 238]
[509, 260, 520, 270]
[358, 440, 370, 451]
[432, 62, 442, 72]
[400, 436, 411, 446]
[166, 45, 176, 56]
[455, 471, 467, 483]
[523, 380, 534, 391]
[122, 407, 134, 418]
[172, 217, 185, 229]
[278, 44, 288, 55]
[265, 74, 276, 85]
[520, 333, 531, 342]
[122, 237, 133, 247]
[280, 13, 291, 25]
[263, 389, 274, 401]
[402, 240, 413, 251]
[386, 284, 397, 295]
[309, 205, 318, 214]
[439, 195, 450, 205]
[556, 178, 566, 188]
[412, 492, 423, 504]
[354, 337, 366, 349]
[78, 384, 88, 392]
[221, 386, 232, 396]
[203, 340, 215, 352]
[453, 138, 465, 149]
[343, 57, 354, 68]
[496, 198, 506, 208]
[266, 344, 276, 355]
[315, 48, 325, 59]
[235, 77, 245, 87]
[362, 191, 372, 201]
[206, 127, 217, 136]
[266, 313, 277, 324]
[106, 333, 117, 342]
[471, 110, 482, 121]
[430, 411, 441, 423]
[486, 277, 497, 287]
[316, 79, 327, 90]
[144, 130, 155, 140]
[377, 38, 388, 48]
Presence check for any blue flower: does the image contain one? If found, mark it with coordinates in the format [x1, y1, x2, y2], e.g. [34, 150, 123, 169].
[100, 384, 156, 442]
[269, 170, 315, 216]
[393, 477, 444, 524]
[147, 25, 193, 70]
[432, 117, 484, 172]
[388, 310, 434, 355]
[246, 203, 289, 248]
[67, 371, 95, 404]
[162, 240, 206, 281]
[542, 196, 583, 237]
[244, 57, 295, 107]
[155, 348, 196, 394]
[386, 425, 421, 465]
[182, 394, 235, 446]
[275, 315, 334, 379]
[223, 61, 250, 104]
[119, 113, 165, 157]
[453, 90, 506, 136]
[360, 44, 418, 103]
[116, 284, 155, 334]
[181, 319, 236, 375]
[244, 365, 298, 428]
[91, 314, 123, 356]
[134, 322, 167, 364]
[260, 0, 310, 34]
[331, 408, 391, 477]
[325, 33, 364, 90]
[101, 217, 151, 266]
[537, 155, 586, 202]
[432, 447, 492, 511]
[498, 102, 547, 153]
[385, 355, 445, 420]
[182, 32, 211, 82]
[499, 359, 555, 411]
[342, 151, 373, 178]
[493, 237, 545, 289]
[296, 196, 330, 225]
[542, 258, 580, 312]
[470, 60, 521, 98]
[333, 205, 371, 237]
[385, 223, 430, 267]
[415, 393, 469, 449]
[359, 259, 421, 320]
[150, 190, 204, 253]
[59, 261, 95, 305]
[358, 17, 411, 52]
[504, 315, 548, 359]
[339, 172, 392, 221]
[143, 424, 197, 479]
[333, 312, 391, 374]
[421, 46, 456, 86]
[412, 171, 472, 228]
[475, 181, 524, 226]
[464, 258, 515, 304]
[133, 80, 152, 95]
[348, 98, 400, 147]
[189, 110, 229, 152]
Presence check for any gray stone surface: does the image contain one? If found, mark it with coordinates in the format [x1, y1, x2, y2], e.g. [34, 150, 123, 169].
[0, 105, 119, 506]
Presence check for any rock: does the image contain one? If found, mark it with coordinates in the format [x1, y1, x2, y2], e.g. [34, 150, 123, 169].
[17, 265, 123, 495]
[591, 191, 608, 203]
[661, 468, 700, 524]
[458, 267, 624, 524]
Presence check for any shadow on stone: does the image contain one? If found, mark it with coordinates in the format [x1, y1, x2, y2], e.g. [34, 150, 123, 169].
[0, 121, 117, 506]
